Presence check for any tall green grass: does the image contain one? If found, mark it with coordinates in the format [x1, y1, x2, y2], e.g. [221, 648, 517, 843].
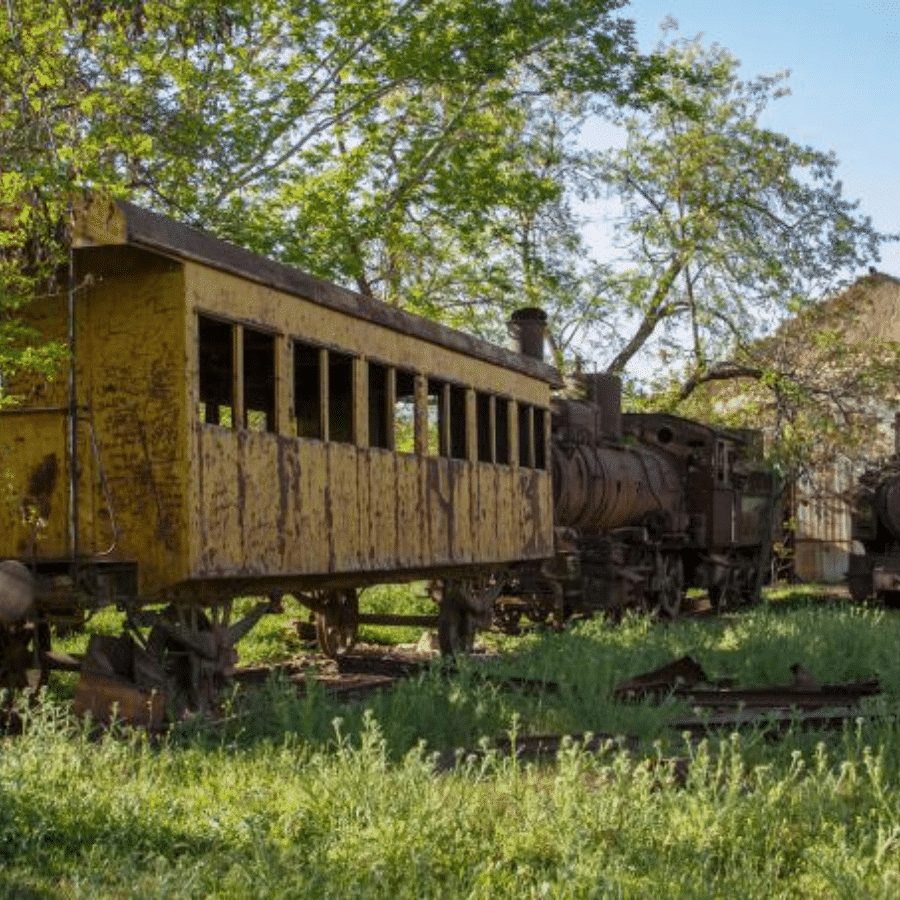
[7, 590, 900, 897]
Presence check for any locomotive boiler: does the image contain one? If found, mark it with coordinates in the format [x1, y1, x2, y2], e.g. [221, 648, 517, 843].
[498, 346, 776, 627]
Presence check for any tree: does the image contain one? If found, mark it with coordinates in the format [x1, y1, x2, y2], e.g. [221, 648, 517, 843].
[581, 32, 890, 393]
[0, 1, 161, 396]
[103, 0, 647, 314]
[676, 274, 900, 481]
[1, 0, 658, 387]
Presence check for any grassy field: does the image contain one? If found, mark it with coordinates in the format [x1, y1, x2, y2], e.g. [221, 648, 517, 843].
[4, 587, 900, 898]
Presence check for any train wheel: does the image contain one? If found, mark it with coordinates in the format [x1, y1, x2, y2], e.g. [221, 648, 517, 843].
[142, 602, 239, 713]
[0, 621, 50, 694]
[314, 589, 359, 658]
[653, 554, 684, 618]
[437, 581, 476, 656]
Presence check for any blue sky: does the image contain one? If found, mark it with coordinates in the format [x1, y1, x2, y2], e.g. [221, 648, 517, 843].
[583, 0, 900, 276]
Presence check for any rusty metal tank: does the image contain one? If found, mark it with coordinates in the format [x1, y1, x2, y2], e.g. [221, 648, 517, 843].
[873, 472, 900, 540]
[551, 400, 683, 531]
[0, 560, 35, 625]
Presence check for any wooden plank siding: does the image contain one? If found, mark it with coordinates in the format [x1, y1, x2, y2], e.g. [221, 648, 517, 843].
[2, 198, 558, 604]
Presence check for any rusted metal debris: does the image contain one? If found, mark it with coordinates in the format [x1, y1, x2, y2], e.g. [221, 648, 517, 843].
[73, 670, 166, 730]
[614, 655, 883, 734]
[613, 654, 717, 700]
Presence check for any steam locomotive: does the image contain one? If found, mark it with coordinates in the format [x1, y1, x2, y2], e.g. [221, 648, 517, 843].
[494, 359, 776, 631]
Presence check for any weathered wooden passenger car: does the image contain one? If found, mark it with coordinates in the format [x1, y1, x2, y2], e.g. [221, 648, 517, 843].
[0, 197, 560, 705]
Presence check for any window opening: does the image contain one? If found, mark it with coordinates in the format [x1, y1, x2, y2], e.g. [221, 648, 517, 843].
[329, 351, 354, 444]
[449, 384, 467, 460]
[198, 316, 234, 428]
[518, 403, 533, 467]
[293, 341, 322, 439]
[716, 439, 728, 483]
[495, 397, 510, 464]
[533, 407, 546, 470]
[368, 362, 390, 449]
[394, 369, 416, 453]
[476, 392, 492, 463]
[426, 378, 445, 456]
[243, 328, 276, 433]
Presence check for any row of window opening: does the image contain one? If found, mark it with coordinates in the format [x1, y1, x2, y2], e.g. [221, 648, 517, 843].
[197, 315, 547, 469]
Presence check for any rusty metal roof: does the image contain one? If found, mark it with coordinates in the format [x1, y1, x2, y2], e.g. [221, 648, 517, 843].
[73, 197, 563, 387]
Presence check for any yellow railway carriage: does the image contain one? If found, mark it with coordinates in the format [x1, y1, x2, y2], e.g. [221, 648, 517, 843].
[0, 197, 560, 706]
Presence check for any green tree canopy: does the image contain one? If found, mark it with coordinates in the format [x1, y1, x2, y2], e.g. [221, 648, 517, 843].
[1, 0, 662, 387]
[577, 33, 890, 391]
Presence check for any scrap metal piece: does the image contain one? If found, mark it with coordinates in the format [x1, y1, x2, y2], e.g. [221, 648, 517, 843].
[613, 654, 711, 701]
[73, 670, 166, 730]
[671, 679, 880, 711]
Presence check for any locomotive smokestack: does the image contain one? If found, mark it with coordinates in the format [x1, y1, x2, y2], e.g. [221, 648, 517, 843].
[582, 372, 622, 442]
[509, 307, 547, 361]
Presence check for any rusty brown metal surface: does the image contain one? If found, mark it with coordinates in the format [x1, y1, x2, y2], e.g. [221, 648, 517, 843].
[73, 670, 166, 730]
[614, 656, 882, 735]
[615, 656, 880, 705]
[552, 440, 682, 531]
[613, 654, 713, 700]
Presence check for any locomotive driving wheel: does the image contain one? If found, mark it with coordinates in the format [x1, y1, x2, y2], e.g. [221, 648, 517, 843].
[313, 588, 359, 658]
[651, 553, 684, 619]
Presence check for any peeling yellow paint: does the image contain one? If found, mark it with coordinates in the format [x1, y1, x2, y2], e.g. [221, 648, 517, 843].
[3, 221, 555, 608]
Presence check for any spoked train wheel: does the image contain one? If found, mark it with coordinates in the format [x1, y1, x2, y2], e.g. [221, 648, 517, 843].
[437, 581, 476, 656]
[314, 588, 359, 658]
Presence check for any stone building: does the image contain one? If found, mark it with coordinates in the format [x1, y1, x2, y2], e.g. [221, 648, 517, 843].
[785, 271, 900, 582]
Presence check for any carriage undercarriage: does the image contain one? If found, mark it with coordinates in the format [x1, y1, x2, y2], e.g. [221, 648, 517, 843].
[1, 531, 767, 726]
